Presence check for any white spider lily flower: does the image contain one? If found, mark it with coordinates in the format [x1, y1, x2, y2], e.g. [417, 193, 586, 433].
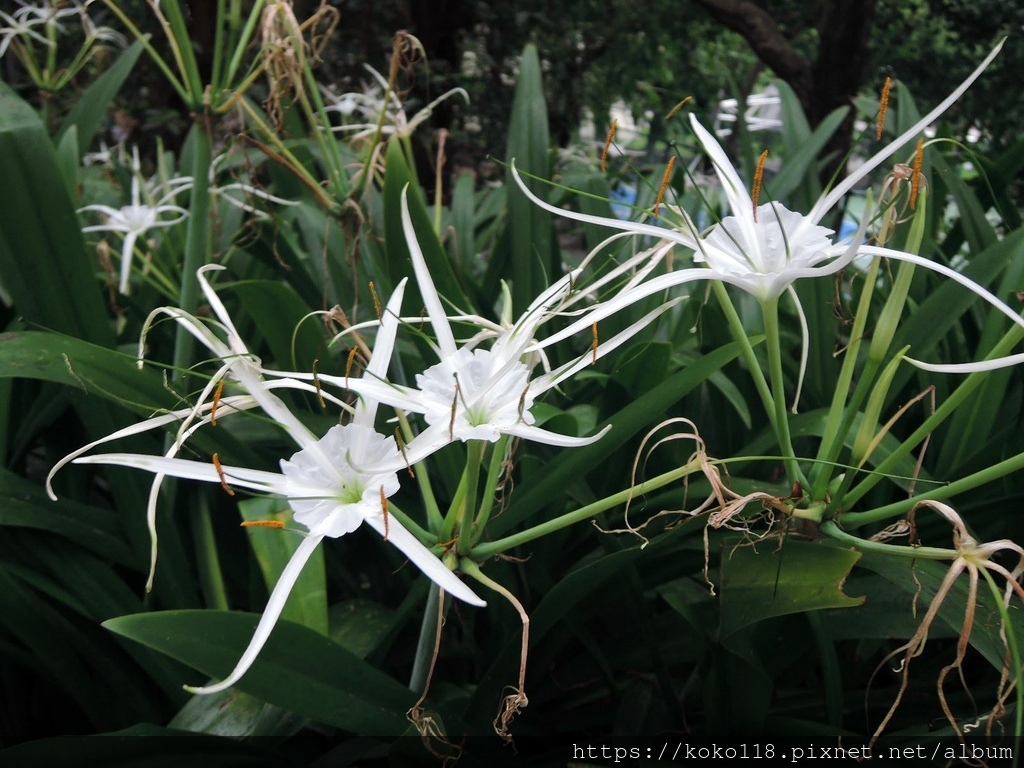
[154, 153, 298, 219]
[0, 4, 55, 58]
[309, 189, 679, 456]
[513, 42, 1024, 372]
[325, 65, 469, 140]
[516, 40, 1004, 303]
[51, 269, 483, 695]
[77, 146, 189, 294]
[49, 264, 353, 589]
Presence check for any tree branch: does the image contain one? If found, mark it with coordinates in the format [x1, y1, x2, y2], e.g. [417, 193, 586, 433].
[692, 0, 812, 104]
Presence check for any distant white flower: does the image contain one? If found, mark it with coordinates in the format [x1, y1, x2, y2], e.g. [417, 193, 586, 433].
[77, 146, 189, 295]
[325, 65, 468, 140]
[0, 4, 54, 58]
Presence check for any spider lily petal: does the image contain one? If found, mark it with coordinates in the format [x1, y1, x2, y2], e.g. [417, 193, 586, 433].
[855, 244, 1024, 373]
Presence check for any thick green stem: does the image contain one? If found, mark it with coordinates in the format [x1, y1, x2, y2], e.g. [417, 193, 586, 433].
[762, 296, 807, 489]
[457, 441, 485, 555]
[820, 520, 954, 561]
[811, 256, 880, 497]
[712, 282, 776, 432]
[840, 322, 1024, 512]
[840, 448, 1024, 528]
[473, 436, 509, 545]
[470, 458, 702, 560]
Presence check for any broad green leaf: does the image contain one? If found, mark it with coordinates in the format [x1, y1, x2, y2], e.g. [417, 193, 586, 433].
[328, 599, 395, 658]
[719, 540, 863, 637]
[772, 96, 848, 205]
[58, 41, 144, 155]
[104, 610, 416, 737]
[0, 467, 133, 564]
[0, 83, 112, 344]
[228, 279, 331, 374]
[383, 138, 470, 314]
[239, 498, 327, 636]
[505, 44, 554, 315]
[169, 687, 306, 738]
[857, 549, 1024, 673]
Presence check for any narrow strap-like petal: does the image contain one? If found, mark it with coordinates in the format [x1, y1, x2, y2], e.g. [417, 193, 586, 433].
[185, 532, 326, 694]
[361, 514, 485, 607]
[401, 188, 458, 359]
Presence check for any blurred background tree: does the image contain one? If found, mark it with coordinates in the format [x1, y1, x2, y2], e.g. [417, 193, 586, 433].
[8, 0, 1017, 189]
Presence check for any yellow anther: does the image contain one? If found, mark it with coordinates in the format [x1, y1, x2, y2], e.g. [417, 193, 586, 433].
[449, 377, 460, 442]
[380, 485, 390, 541]
[752, 150, 769, 221]
[345, 345, 359, 385]
[877, 76, 892, 140]
[601, 119, 618, 173]
[240, 519, 285, 529]
[591, 322, 599, 365]
[212, 453, 235, 496]
[211, 379, 225, 426]
[910, 139, 924, 210]
[654, 156, 676, 217]
[369, 281, 382, 320]
[664, 96, 693, 122]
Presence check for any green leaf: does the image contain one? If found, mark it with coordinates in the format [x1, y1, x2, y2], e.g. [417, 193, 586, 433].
[0, 84, 112, 344]
[169, 688, 307, 738]
[228, 279, 329, 373]
[505, 44, 554, 315]
[857, 550, 1024, 672]
[104, 610, 416, 737]
[328, 599, 395, 659]
[383, 138, 469, 313]
[0, 467, 133, 564]
[58, 41, 144, 155]
[719, 540, 863, 637]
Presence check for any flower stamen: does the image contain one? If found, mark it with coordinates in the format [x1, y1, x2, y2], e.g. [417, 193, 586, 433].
[449, 376, 460, 442]
[240, 519, 285, 529]
[212, 453, 235, 496]
[345, 345, 359, 385]
[654, 156, 675, 217]
[910, 139, 924, 210]
[601, 119, 617, 173]
[664, 95, 693, 122]
[380, 484, 390, 540]
[877, 76, 892, 140]
[395, 428, 415, 477]
[211, 380, 225, 426]
[591, 322, 599, 365]
[369, 281, 382, 320]
[752, 149, 769, 221]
